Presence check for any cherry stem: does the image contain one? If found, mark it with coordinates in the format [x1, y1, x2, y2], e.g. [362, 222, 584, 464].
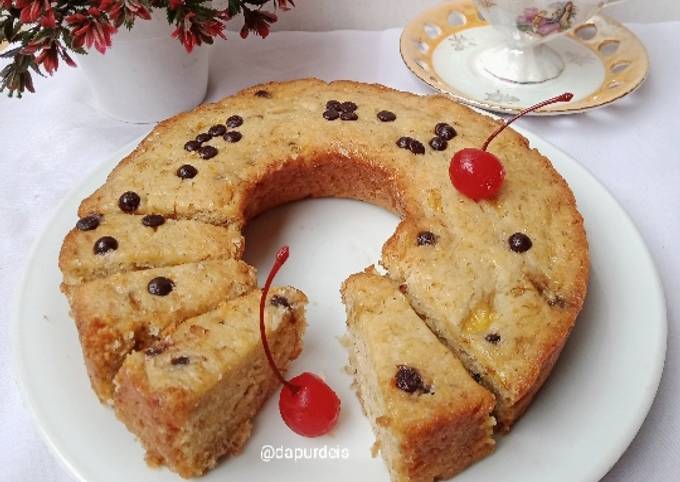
[481, 92, 574, 151]
[259, 245, 299, 393]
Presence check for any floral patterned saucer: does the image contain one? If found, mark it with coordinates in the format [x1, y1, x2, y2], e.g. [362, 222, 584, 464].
[400, 0, 649, 115]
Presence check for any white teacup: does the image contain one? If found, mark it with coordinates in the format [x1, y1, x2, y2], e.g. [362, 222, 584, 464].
[474, 0, 624, 83]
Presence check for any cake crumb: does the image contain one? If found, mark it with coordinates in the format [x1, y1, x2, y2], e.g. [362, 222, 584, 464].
[370, 439, 381, 458]
[376, 415, 391, 427]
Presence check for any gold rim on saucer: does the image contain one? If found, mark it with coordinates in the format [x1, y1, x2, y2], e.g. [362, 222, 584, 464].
[400, 0, 649, 115]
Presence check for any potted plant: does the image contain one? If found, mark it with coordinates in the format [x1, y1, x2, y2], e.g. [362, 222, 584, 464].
[0, 0, 294, 122]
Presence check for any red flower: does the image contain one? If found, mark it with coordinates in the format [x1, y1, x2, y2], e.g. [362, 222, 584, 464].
[129, 1, 152, 21]
[97, 0, 115, 9]
[15, 0, 50, 23]
[66, 9, 117, 54]
[171, 11, 198, 52]
[104, 0, 151, 27]
[168, 0, 183, 10]
[39, 8, 57, 28]
[23, 38, 77, 76]
[1, 0, 13, 9]
[172, 11, 226, 53]
[35, 43, 60, 75]
[202, 19, 227, 40]
[240, 8, 277, 39]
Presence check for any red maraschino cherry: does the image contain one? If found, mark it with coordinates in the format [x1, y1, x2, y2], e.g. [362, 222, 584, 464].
[449, 92, 574, 201]
[259, 246, 341, 437]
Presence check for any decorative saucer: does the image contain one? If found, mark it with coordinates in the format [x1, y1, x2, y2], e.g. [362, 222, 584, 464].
[400, 0, 649, 115]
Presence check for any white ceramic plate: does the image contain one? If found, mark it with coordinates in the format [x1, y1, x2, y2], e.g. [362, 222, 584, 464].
[12, 127, 666, 482]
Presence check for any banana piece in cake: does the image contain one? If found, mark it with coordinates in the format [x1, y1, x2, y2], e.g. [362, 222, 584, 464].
[342, 270, 495, 482]
[113, 287, 307, 478]
[63, 259, 256, 402]
[59, 214, 243, 285]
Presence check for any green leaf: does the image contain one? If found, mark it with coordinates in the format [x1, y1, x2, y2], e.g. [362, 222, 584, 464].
[166, 7, 176, 24]
[28, 61, 45, 77]
[1, 16, 20, 43]
[228, 0, 243, 15]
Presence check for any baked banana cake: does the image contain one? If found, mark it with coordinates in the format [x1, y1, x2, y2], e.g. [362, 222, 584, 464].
[342, 270, 495, 482]
[59, 78, 588, 479]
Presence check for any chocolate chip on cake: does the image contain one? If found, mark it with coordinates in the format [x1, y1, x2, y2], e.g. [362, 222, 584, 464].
[255, 90, 271, 98]
[395, 365, 430, 394]
[434, 123, 457, 140]
[397, 136, 425, 154]
[429, 136, 447, 151]
[398, 283, 408, 294]
[416, 231, 437, 246]
[148, 276, 174, 296]
[170, 356, 190, 365]
[326, 100, 342, 111]
[508, 232, 532, 253]
[472, 373, 483, 383]
[198, 145, 218, 159]
[485, 333, 501, 344]
[226, 115, 243, 128]
[409, 139, 426, 155]
[184, 140, 201, 152]
[177, 164, 198, 179]
[340, 112, 358, 121]
[93, 236, 118, 255]
[195, 133, 212, 144]
[208, 124, 226, 137]
[339, 101, 358, 113]
[377, 110, 396, 122]
[270, 295, 291, 308]
[76, 214, 101, 231]
[118, 191, 140, 213]
[397, 136, 412, 149]
[142, 214, 165, 228]
[323, 109, 340, 121]
[223, 131, 242, 143]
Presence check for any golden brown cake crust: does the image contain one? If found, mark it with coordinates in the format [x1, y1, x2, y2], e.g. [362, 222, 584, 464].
[60, 79, 588, 477]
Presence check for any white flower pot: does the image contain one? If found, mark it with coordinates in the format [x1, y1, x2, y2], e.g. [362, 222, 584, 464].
[77, 10, 210, 123]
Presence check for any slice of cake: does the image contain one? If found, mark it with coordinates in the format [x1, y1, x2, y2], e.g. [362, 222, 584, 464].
[381, 218, 587, 429]
[342, 270, 496, 482]
[113, 287, 307, 478]
[59, 214, 243, 285]
[63, 259, 256, 402]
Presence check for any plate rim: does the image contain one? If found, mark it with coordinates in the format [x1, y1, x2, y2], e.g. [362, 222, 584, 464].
[10, 127, 667, 482]
[512, 127, 668, 480]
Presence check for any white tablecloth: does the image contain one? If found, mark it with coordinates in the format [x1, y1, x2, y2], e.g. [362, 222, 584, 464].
[1, 24, 679, 481]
